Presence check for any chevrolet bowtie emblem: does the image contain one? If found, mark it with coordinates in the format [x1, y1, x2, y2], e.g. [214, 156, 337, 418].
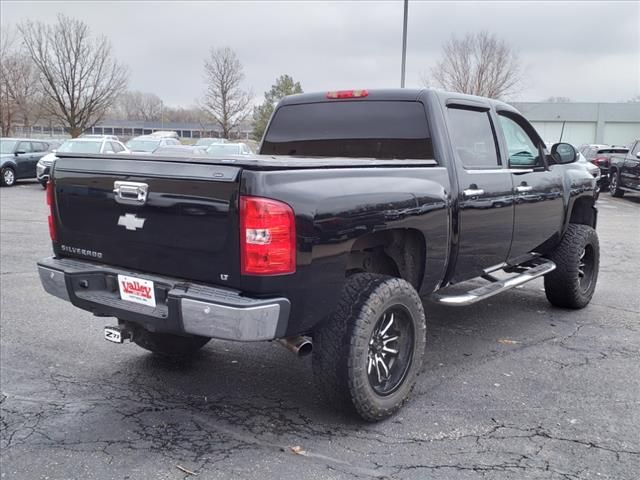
[117, 213, 146, 231]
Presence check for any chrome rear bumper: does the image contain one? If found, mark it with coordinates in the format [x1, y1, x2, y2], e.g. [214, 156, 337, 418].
[37, 256, 289, 341]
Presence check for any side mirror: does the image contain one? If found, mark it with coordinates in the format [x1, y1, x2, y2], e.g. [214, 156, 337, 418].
[550, 142, 577, 164]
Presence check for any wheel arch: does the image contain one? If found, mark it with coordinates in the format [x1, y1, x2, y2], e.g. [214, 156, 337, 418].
[566, 195, 597, 230]
[346, 228, 426, 291]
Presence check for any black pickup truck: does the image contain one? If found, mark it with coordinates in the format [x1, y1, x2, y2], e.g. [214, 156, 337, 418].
[38, 89, 599, 421]
[608, 139, 640, 197]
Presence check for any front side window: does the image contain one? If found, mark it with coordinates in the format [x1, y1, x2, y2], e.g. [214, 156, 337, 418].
[447, 108, 499, 168]
[498, 114, 541, 167]
[17, 141, 33, 153]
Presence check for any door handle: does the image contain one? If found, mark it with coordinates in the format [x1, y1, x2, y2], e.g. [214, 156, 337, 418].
[516, 185, 533, 193]
[463, 188, 485, 197]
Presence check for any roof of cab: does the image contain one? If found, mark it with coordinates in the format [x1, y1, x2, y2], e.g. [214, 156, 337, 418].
[277, 88, 520, 115]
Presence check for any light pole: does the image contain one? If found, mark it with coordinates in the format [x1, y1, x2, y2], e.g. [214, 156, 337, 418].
[400, 0, 408, 88]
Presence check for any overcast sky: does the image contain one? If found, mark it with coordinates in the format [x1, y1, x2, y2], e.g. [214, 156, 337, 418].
[2, 1, 639, 107]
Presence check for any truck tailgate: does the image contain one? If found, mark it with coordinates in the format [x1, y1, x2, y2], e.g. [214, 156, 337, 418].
[51, 155, 241, 286]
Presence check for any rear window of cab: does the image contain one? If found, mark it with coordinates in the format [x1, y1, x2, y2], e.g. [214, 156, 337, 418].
[262, 101, 434, 160]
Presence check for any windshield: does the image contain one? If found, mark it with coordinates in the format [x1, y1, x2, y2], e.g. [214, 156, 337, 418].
[0, 139, 18, 154]
[126, 139, 161, 152]
[206, 144, 242, 156]
[262, 101, 434, 159]
[57, 140, 102, 154]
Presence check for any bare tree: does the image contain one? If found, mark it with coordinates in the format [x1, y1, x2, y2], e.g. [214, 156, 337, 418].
[19, 14, 128, 137]
[114, 90, 163, 121]
[0, 28, 18, 136]
[0, 27, 42, 136]
[202, 47, 252, 138]
[428, 31, 521, 100]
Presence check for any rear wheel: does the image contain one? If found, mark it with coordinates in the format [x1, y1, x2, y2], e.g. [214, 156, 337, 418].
[609, 171, 624, 197]
[130, 325, 210, 357]
[312, 274, 426, 421]
[544, 224, 599, 309]
[1, 167, 16, 187]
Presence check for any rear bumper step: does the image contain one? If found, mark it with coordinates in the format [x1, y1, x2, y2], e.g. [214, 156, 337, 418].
[37, 256, 290, 341]
[434, 259, 556, 306]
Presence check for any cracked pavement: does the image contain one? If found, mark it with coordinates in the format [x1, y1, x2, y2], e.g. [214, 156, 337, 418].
[1, 182, 639, 479]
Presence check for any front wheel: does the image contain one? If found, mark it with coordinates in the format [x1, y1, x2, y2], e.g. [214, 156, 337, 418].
[544, 224, 599, 309]
[129, 325, 210, 357]
[1, 167, 16, 187]
[312, 274, 426, 421]
[609, 171, 624, 197]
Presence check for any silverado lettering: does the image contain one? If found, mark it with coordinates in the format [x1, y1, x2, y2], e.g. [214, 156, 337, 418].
[38, 88, 599, 421]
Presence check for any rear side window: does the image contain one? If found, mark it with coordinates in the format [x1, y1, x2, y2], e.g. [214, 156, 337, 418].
[447, 108, 500, 168]
[262, 101, 433, 160]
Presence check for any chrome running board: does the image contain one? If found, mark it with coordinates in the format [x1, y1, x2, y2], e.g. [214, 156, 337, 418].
[434, 259, 556, 306]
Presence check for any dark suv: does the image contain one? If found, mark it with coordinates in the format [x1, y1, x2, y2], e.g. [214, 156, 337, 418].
[579, 144, 630, 186]
[0, 138, 53, 187]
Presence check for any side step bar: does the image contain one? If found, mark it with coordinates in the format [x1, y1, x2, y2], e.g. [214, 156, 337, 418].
[434, 260, 556, 306]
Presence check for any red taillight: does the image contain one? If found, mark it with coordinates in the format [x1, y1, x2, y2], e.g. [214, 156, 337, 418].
[240, 196, 296, 275]
[592, 156, 609, 167]
[326, 89, 368, 99]
[46, 181, 57, 241]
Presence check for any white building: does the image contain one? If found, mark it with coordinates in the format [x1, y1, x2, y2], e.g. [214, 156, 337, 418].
[512, 102, 640, 147]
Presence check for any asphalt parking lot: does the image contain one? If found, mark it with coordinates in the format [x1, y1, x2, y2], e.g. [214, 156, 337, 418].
[1, 181, 639, 480]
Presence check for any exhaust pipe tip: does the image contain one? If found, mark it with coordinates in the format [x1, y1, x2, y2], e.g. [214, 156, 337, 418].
[277, 336, 313, 357]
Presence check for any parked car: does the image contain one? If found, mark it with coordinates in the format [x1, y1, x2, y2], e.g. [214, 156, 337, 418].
[149, 131, 180, 140]
[194, 137, 227, 147]
[206, 142, 253, 156]
[576, 151, 602, 199]
[1, 138, 53, 186]
[36, 137, 129, 188]
[126, 135, 180, 154]
[38, 89, 599, 421]
[608, 139, 640, 197]
[152, 145, 208, 156]
[579, 144, 629, 185]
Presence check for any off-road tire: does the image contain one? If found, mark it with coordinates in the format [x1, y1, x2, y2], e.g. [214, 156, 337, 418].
[1, 167, 16, 187]
[609, 171, 624, 197]
[312, 273, 426, 421]
[544, 224, 599, 309]
[131, 327, 210, 357]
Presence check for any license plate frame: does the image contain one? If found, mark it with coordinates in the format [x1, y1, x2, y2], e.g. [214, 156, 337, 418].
[117, 274, 156, 308]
